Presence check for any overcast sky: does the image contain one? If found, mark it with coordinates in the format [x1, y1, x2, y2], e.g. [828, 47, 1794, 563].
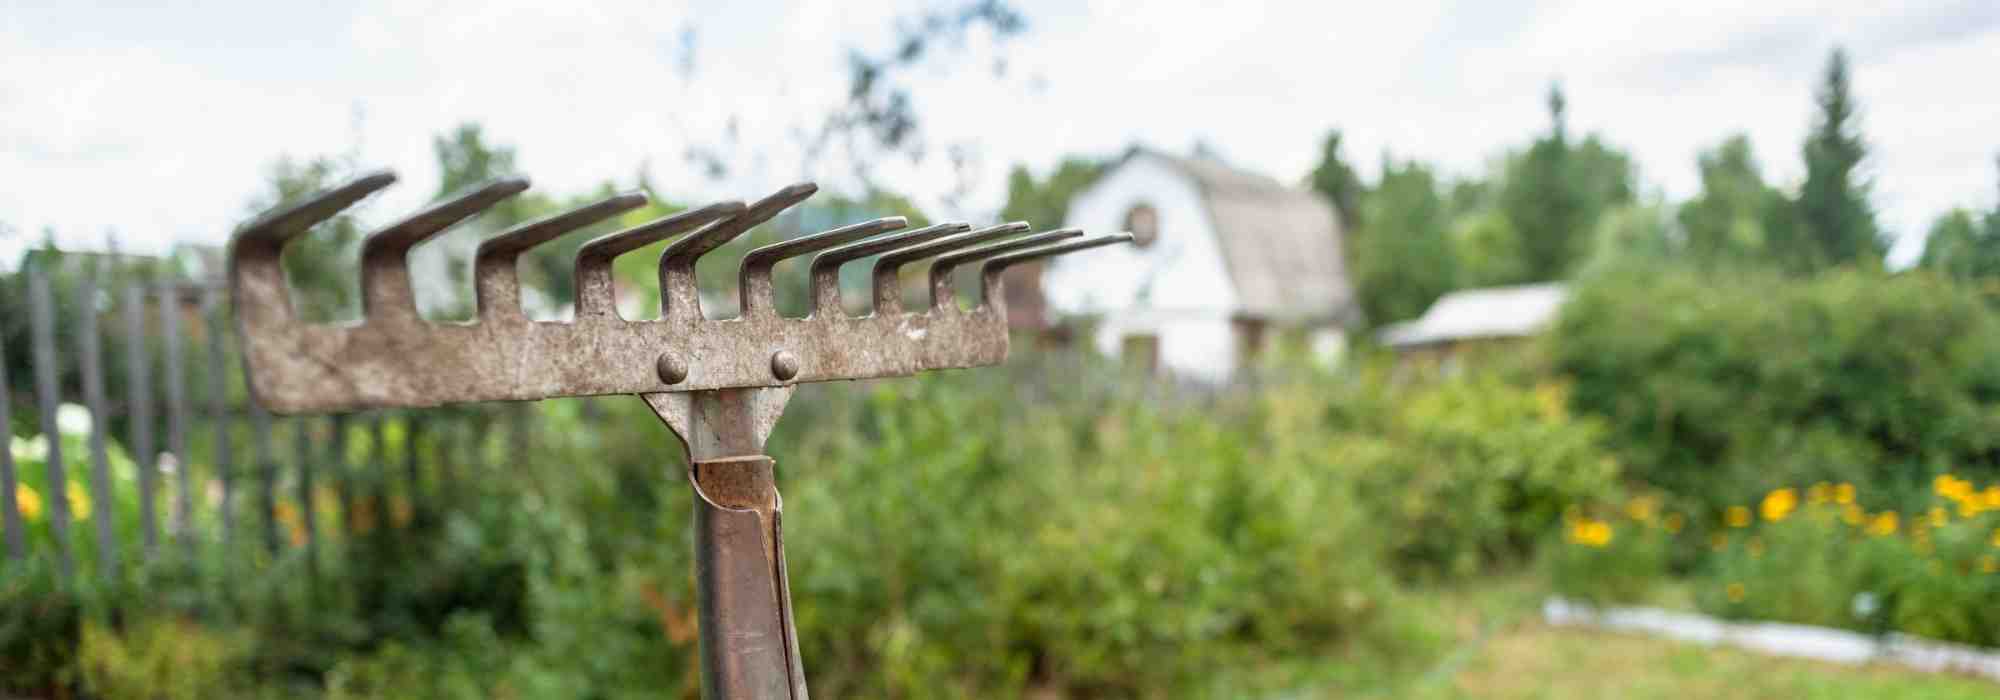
[3, 0, 1996, 269]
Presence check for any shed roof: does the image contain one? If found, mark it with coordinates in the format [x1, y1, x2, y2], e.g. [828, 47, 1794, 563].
[1129, 148, 1357, 324]
[1377, 283, 1569, 348]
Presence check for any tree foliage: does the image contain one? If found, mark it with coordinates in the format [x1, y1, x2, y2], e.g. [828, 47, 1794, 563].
[1796, 48, 1885, 270]
[1353, 158, 1454, 325]
[1498, 85, 1635, 282]
[1677, 134, 1798, 264]
[1917, 158, 2000, 286]
[998, 158, 1104, 228]
[1308, 130, 1366, 232]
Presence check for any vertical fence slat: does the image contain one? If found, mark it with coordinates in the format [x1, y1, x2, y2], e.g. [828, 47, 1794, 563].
[250, 402, 276, 556]
[123, 282, 158, 556]
[294, 417, 317, 576]
[161, 281, 194, 557]
[0, 328, 22, 560]
[370, 415, 387, 534]
[204, 286, 234, 548]
[404, 416, 423, 500]
[77, 265, 118, 577]
[28, 267, 74, 581]
[330, 414, 352, 542]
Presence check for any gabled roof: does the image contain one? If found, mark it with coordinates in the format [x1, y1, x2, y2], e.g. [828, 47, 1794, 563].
[1125, 147, 1357, 324]
[1378, 283, 1569, 348]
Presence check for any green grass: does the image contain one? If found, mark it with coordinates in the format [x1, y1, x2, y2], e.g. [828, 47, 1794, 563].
[1397, 620, 1998, 699]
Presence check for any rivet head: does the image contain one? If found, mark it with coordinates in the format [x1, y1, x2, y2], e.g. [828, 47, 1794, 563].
[656, 353, 688, 384]
[770, 350, 800, 381]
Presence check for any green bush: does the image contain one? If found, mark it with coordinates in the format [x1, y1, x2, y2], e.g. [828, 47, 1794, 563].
[1551, 265, 2000, 512]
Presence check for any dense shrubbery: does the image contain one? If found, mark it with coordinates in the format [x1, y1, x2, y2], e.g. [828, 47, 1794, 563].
[1551, 265, 2000, 513]
[3, 354, 1624, 698]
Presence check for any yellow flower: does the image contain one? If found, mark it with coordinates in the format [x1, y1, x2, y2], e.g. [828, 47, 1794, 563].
[1834, 483, 1856, 505]
[66, 483, 90, 521]
[1808, 482, 1832, 505]
[1567, 518, 1614, 548]
[1760, 488, 1797, 522]
[1984, 486, 2000, 510]
[1626, 496, 1657, 523]
[1982, 556, 1999, 575]
[1726, 582, 1746, 603]
[1726, 506, 1752, 528]
[1928, 507, 1948, 528]
[1840, 504, 1864, 526]
[1664, 513, 1686, 534]
[1935, 474, 1973, 501]
[1866, 512, 1900, 537]
[16, 485, 42, 522]
[1990, 528, 2000, 549]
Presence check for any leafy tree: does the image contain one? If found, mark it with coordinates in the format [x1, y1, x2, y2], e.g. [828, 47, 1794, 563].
[998, 158, 1103, 228]
[1354, 157, 1454, 325]
[1308, 130, 1366, 232]
[1498, 84, 1634, 282]
[1677, 134, 1798, 264]
[1581, 201, 1675, 274]
[1796, 47, 1885, 270]
[1917, 156, 2000, 285]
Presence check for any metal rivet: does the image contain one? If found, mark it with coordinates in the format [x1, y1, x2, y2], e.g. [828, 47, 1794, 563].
[770, 350, 800, 381]
[656, 353, 688, 384]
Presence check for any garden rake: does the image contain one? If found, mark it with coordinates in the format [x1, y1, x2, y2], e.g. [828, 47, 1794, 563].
[226, 171, 1131, 699]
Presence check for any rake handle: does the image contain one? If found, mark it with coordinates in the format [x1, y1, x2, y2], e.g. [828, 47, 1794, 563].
[690, 455, 808, 700]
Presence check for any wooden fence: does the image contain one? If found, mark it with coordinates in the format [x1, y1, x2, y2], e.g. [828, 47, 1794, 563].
[2, 256, 525, 586]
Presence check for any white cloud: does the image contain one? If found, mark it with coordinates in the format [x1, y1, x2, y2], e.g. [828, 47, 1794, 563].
[1, 0, 1994, 271]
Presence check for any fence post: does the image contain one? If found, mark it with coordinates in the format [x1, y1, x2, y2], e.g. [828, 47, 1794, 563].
[250, 402, 276, 556]
[28, 266, 74, 582]
[123, 282, 158, 556]
[204, 285, 235, 548]
[77, 263, 119, 578]
[0, 326, 22, 560]
[294, 417, 317, 580]
[161, 280, 194, 558]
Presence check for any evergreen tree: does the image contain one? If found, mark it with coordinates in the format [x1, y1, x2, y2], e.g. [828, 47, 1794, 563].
[1308, 129, 1366, 232]
[1796, 48, 1884, 270]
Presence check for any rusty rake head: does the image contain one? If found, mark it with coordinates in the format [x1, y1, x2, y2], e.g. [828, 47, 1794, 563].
[228, 171, 1132, 415]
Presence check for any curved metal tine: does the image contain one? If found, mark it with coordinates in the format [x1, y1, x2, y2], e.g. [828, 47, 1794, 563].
[473, 192, 649, 323]
[359, 177, 531, 323]
[573, 200, 747, 321]
[870, 222, 1030, 315]
[737, 217, 907, 320]
[659, 183, 818, 323]
[928, 229, 1083, 312]
[978, 233, 1137, 310]
[229, 170, 397, 327]
[808, 222, 971, 318]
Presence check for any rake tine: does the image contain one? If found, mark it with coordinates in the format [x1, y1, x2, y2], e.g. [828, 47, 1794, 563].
[928, 229, 1083, 312]
[474, 192, 649, 322]
[228, 170, 397, 327]
[977, 233, 1137, 309]
[738, 217, 907, 320]
[661, 183, 818, 323]
[808, 223, 971, 317]
[871, 222, 1030, 315]
[574, 200, 746, 321]
[360, 178, 531, 323]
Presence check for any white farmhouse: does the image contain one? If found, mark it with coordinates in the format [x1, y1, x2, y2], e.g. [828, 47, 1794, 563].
[1042, 148, 1359, 382]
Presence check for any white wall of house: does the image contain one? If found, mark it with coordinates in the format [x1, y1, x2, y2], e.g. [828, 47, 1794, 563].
[1045, 152, 1242, 381]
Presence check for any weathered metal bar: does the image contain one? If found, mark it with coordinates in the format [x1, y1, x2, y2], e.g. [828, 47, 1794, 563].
[250, 400, 277, 555]
[0, 327, 22, 560]
[123, 282, 158, 555]
[205, 285, 236, 546]
[161, 280, 194, 556]
[28, 266, 74, 580]
[870, 222, 1030, 315]
[77, 263, 119, 576]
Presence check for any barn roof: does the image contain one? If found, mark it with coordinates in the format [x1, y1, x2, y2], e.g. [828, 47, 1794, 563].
[1377, 283, 1569, 348]
[1130, 148, 1357, 324]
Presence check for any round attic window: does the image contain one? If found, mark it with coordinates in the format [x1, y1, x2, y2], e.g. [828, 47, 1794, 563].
[1124, 204, 1159, 248]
